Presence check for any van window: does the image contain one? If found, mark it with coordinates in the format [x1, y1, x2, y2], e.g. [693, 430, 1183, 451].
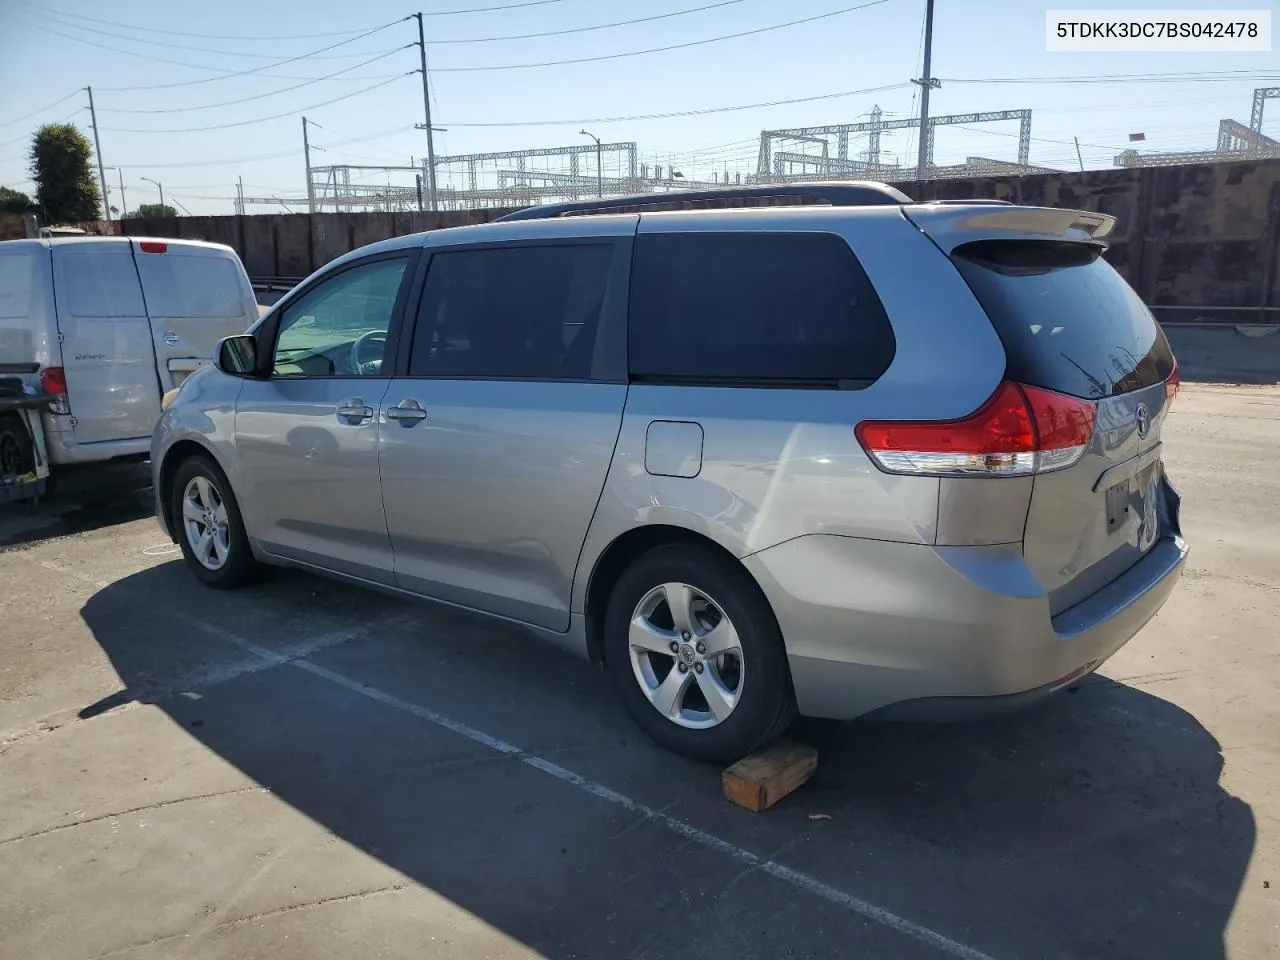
[951, 240, 1175, 400]
[409, 243, 613, 380]
[0, 254, 32, 319]
[628, 232, 896, 387]
[62, 252, 146, 318]
[138, 254, 242, 318]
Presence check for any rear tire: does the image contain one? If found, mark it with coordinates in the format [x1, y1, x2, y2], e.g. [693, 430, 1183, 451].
[603, 544, 796, 763]
[0, 414, 34, 479]
[171, 454, 257, 589]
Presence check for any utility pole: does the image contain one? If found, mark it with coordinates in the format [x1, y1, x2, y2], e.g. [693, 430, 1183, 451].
[236, 176, 244, 216]
[913, 0, 939, 182]
[413, 12, 439, 212]
[114, 168, 126, 219]
[580, 129, 603, 197]
[85, 87, 109, 222]
[1074, 136, 1085, 172]
[302, 117, 316, 214]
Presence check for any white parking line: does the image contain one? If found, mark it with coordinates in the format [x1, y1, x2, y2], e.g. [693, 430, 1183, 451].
[42, 559, 999, 960]
[178, 612, 997, 960]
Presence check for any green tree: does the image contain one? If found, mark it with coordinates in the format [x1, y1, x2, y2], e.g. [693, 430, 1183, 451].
[29, 124, 101, 223]
[132, 202, 177, 219]
[0, 186, 34, 214]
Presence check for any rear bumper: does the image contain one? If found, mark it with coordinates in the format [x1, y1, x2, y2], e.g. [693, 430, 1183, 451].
[744, 531, 1188, 721]
[43, 420, 151, 466]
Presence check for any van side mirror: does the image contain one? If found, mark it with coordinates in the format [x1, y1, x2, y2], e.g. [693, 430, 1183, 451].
[215, 335, 259, 377]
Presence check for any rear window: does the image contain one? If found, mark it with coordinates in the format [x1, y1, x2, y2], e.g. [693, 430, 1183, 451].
[0, 253, 33, 319]
[61, 252, 146, 318]
[628, 232, 895, 387]
[951, 240, 1174, 400]
[138, 254, 243, 318]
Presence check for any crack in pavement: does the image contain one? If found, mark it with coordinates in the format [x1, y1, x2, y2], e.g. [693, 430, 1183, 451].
[0, 786, 266, 847]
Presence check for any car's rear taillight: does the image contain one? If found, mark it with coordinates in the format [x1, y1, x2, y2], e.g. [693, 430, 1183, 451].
[1165, 356, 1180, 406]
[40, 365, 71, 415]
[856, 381, 1097, 477]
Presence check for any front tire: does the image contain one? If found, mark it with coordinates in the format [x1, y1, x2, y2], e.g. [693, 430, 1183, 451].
[171, 455, 257, 589]
[603, 544, 796, 763]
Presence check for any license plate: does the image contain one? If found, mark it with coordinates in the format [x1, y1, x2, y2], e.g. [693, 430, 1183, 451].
[1105, 462, 1162, 549]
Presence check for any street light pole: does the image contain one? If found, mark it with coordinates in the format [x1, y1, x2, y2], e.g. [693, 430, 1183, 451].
[580, 129, 602, 197]
[141, 177, 163, 210]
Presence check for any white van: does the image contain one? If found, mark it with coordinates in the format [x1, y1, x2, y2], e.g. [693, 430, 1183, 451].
[0, 236, 258, 471]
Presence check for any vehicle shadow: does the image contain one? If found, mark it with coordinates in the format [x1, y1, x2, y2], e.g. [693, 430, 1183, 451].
[0, 461, 152, 551]
[77, 562, 1254, 960]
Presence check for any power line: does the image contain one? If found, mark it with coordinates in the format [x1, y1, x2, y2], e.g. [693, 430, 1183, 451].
[425, 0, 744, 44]
[97, 48, 413, 114]
[109, 124, 415, 170]
[17, 6, 409, 61]
[309, 123, 416, 162]
[112, 149, 300, 170]
[420, 0, 566, 16]
[11, 6, 406, 40]
[947, 124, 1126, 153]
[101, 74, 415, 134]
[435, 81, 912, 127]
[44, 18, 405, 92]
[944, 70, 1280, 85]
[16, 0, 563, 44]
[0, 90, 82, 129]
[429, 0, 895, 72]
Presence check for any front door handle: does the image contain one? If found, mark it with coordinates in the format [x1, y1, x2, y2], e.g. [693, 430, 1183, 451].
[336, 397, 374, 425]
[386, 398, 429, 426]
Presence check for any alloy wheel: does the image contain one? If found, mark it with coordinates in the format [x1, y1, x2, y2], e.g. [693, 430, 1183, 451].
[627, 581, 744, 729]
[182, 475, 230, 571]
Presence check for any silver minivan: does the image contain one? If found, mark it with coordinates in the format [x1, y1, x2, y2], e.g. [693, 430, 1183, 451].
[0, 236, 258, 477]
[152, 184, 1188, 761]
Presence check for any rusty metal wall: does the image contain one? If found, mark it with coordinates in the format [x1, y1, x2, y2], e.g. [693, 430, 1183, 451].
[897, 159, 1280, 309]
[118, 158, 1280, 309]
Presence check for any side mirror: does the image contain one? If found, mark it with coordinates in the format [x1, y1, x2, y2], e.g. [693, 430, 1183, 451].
[215, 335, 259, 378]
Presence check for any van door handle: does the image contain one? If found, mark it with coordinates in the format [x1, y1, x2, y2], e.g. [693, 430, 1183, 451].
[336, 398, 374, 425]
[386, 398, 428, 426]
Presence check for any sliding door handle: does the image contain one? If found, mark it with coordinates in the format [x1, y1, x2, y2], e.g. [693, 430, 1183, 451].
[386, 398, 429, 426]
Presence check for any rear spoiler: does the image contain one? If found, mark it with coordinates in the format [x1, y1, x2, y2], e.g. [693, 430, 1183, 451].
[902, 203, 1116, 253]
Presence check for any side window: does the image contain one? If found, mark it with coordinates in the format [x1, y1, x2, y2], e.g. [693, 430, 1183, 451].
[409, 243, 613, 380]
[272, 257, 408, 379]
[628, 232, 896, 386]
[62, 252, 146, 318]
[137, 255, 242, 319]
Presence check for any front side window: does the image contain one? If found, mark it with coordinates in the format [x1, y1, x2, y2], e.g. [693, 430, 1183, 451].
[409, 243, 613, 380]
[272, 257, 408, 378]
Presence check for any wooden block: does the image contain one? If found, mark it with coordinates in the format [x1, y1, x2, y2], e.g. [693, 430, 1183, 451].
[722, 739, 818, 812]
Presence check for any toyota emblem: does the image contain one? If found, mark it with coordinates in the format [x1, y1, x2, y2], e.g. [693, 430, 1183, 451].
[1135, 402, 1151, 439]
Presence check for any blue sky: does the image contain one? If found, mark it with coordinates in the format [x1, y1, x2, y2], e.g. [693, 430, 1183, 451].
[1, 0, 1277, 215]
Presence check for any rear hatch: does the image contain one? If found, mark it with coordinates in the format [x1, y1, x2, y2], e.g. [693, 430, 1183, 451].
[907, 205, 1178, 614]
[131, 239, 258, 389]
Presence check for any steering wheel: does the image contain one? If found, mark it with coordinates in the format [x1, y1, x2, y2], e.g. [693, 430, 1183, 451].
[349, 330, 387, 375]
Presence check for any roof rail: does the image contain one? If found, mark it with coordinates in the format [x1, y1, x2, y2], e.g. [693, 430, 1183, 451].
[491, 181, 914, 222]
